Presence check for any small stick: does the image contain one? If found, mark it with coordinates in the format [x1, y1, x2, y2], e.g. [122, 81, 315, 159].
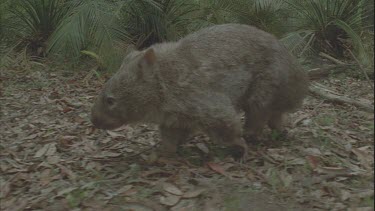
[345, 47, 374, 91]
[319, 52, 346, 65]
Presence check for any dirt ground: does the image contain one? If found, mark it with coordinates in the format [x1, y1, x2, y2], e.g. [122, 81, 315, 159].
[1, 62, 374, 211]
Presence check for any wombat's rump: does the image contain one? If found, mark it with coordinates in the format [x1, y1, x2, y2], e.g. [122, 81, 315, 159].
[90, 24, 309, 159]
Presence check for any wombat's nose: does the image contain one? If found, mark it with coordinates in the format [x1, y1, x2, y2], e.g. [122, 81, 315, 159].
[90, 111, 99, 127]
[90, 115, 96, 126]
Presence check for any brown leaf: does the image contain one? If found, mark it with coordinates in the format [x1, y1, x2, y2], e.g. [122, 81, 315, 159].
[316, 166, 350, 176]
[347, 208, 373, 211]
[34, 144, 54, 158]
[94, 151, 122, 158]
[160, 193, 181, 206]
[45, 143, 57, 156]
[306, 155, 320, 170]
[196, 143, 209, 154]
[182, 188, 206, 198]
[341, 190, 351, 201]
[279, 171, 293, 188]
[171, 199, 197, 211]
[23, 133, 39, 140]
[0, 180, 11, 198]
[116, 185, 133, 195]
[56, 164, 76, 180]
[46, 155, 60, 165]
[163, 182, 183, 196]
[62, 106, 73, 113]
[57, 187, 77, 196]
[207, 162, 230, 177]
[304, 148, 322, 156]
[352, 146, 374, 170]
[106, 130, 125, 138]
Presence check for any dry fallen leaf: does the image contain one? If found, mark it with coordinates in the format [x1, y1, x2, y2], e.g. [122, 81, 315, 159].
[182, 188, 206, 199]
[160, 193, 181, 206]
[352, 146, 374, 170]
[341, 189, 351, 201]
[317, 166, 350, 175]
[106, 130, 125, 138]
[171, 199, 197, 211]
[306, 155, 320, 170]
[207, 162, 230, 178]
[279, 171, 293, 188]
[347, 208, 373, 211]
[162, 182, 183, 196]
[116, 185, 133, 195]
[94, 151, 122, 158]
[196, 143, 209, 154]
[304, 148, 322, 156]
[45, 143, 57, 156]
[46, 155, 60, 164]
[34, 143, 56, 158]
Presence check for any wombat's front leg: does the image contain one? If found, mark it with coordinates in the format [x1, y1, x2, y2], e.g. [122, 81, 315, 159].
[268, 112, 285, 131]
[243, 110, 269, 143]
[157, 125, 192, 157]
[268, 112, 288, 140]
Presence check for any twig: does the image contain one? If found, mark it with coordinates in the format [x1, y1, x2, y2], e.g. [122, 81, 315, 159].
[309, 83, 374, 113]
[319, 52, 346, 65]
[307, 65, 349, 80]
[345, 47, 374, 91]
[123, 143, 160, 159]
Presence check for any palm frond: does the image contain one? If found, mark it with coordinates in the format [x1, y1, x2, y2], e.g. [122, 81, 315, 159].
[117, 0, 198, 49]
[47, 0, 131, 60]
[284, 0, 371, 61]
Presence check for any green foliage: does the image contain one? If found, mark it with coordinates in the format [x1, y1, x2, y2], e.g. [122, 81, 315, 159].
[1, 0, 373, 69]
[66, 189, 87, 208]
[8, 0, 70, 56]
[224, 0, 289, 36]
[118, 0, 198, 49]
[194, 0, 288, 36]
[282, 0, 372, 65]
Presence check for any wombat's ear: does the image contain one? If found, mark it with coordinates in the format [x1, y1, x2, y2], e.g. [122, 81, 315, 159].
[140, 48, 156, 66]
[136, 48, 156, 81]
[125, 44, 136, 55]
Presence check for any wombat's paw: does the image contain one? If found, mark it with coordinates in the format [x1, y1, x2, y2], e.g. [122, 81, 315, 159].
[243, 134, 261, 144]
[147, 147, 179, 164]
[145, 150, 159, 164]
[228, 145, 248, 162]
[270, 129, 288, 141]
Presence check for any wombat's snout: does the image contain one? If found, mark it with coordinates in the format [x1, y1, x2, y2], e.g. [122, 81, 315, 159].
[90, 106, 125, 130]
[90, 109, 100, 127]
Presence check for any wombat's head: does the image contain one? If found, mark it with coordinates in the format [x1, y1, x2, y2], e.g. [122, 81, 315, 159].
[90, 48, 158, 130]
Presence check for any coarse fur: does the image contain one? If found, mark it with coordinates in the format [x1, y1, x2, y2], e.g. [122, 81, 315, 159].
[91, 24, 309, 158]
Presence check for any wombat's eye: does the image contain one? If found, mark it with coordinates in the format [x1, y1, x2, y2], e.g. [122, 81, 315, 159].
[106, 97, 115, 106]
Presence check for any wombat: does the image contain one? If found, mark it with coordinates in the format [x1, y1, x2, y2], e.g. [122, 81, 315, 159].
[90, 24, 309, 159]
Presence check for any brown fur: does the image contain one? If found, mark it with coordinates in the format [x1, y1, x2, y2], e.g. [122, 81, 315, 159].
[90, 24, 309, 157]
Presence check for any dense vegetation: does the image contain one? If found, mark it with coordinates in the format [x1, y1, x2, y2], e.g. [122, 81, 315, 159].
[1, 0, 374, 70]
[1, 1, 374, 210]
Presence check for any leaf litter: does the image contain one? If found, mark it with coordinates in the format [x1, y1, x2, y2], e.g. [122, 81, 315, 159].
[0, 66, 374, 210]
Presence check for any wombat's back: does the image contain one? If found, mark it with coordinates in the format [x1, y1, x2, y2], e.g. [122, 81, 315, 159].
[157, 24, 308, 112]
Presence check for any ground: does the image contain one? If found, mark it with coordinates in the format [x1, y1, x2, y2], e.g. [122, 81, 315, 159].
[0, 61, 374, 211]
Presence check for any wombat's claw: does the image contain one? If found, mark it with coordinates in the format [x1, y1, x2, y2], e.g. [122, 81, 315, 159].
[244, 134, 260, 144]
[238, 151, 248, 164]
[271, 129, 288, 141]
[147, 150, 160, 164]
[229, 145, 248, 162]
[280, 130, 288, 139]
